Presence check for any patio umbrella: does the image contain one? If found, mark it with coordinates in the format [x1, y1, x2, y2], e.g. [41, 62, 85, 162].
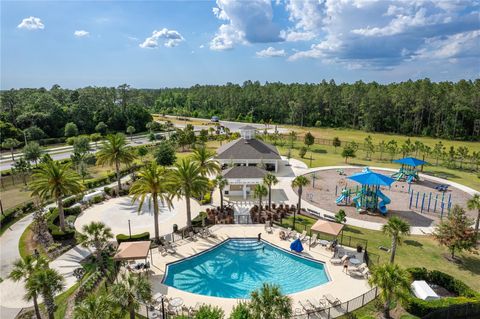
[290, 238, 304, 253]
[347, 168, 395, 186]
[392, 157, 427, 167]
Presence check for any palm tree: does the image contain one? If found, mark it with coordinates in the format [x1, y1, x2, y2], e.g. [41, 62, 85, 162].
[368, 263, 411, 319]
[30, 160, 84, 232]
[2, 137, 20, 161]
[29, 268, 65, 319]
[250, 283, 292, 319]
[111, 272, 152, 319]
[191, 146, 221, 177]
[263, 173, 278, 210]
[74, 293, 115, 319]
[253, 184, 268, 215]
[78, 221, 113, 266]
[291, 175, 310, 230]
[96, 133, 136, 191]
[9, 255, 49, 319]
[467, 194, 480, 238]
[382, 217, 411, 264]
[214, 175, 228, 213]
[129, 162, 173, 241]
[169, 158, 210, 228]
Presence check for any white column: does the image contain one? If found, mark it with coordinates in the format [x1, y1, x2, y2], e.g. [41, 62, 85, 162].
[243, 184, 247, 200]
[275, 160, 278, 172]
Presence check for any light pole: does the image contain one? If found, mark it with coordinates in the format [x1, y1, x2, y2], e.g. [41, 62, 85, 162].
[128, 219, 132, 239]
[22, 130, 27, 145]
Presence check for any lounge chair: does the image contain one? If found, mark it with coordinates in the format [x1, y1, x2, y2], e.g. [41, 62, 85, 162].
[348, 267, 370, 278]
[298, 300, 315, 313]
[308, 298, 327, 311]
[265, 221, 273, 234]
[164, 242, 176, 254]
[285, 227, 293, 238]
[299, 230, 307, 241]
[188, 231, 197, 241]
[309, 233, 318, 246]
[158, 246, 168, 257]
[330, 255, 348, 265]
[324, 294, 341, 306]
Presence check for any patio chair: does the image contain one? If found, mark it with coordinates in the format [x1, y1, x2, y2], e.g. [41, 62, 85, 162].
[324, 294, 341, 306]
[188, 231, 197, 241]
[309, 298, 327, 311]
[299, 230, 307, 241]
[309, 233, 318, 246]
[158, 246, 168, 256]
[264, 221, 273, 234]
[348, 267, 370, 278]
[164, 242, 176, 254]
[330, 254, 348, 265]
[298, 300, 315, 313]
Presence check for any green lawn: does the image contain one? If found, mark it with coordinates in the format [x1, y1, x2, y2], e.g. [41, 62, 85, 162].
[275, 140, 480, 190]
[280, 214, 480, 292]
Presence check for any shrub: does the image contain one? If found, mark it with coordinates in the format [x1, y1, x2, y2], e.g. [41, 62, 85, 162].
[200, 192, 212, 205]
[195, 305, 224, 319]
[192, 212, 208, 227]
[46, 207, 81, 240]
[0, 201, 36, 233]
[116, 232, 150, 244]
[299, 146, 307, 158]
[403, 268, 480, 317]
[91, 195, 104, 204]
[229, 302, 252, 319]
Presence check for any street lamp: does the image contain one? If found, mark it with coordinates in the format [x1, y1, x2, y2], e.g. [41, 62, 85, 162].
[22, 130, 28, 145]
[128, 219, 132, 239]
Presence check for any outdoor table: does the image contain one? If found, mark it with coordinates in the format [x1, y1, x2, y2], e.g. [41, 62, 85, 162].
[350, 258, 361, 266]
[170, 297, 184, 309]
[319, 240, 329, 246]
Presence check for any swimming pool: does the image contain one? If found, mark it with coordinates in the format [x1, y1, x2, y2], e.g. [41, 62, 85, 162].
[163, 238, 330, 298]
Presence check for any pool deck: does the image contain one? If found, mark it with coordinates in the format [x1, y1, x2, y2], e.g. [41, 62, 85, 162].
[145, 224, 371, 316]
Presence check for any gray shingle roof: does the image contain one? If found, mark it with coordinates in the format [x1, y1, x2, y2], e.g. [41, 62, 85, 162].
[215, 138, 281, 160]
[222, 166, 267, 179]
[239, 125, 258, 130]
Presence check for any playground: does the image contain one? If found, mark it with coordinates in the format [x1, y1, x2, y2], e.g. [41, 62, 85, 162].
[300, 167, 476, 227]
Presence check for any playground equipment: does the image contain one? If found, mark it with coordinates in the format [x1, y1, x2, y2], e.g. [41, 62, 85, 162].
[409, 188, 452, 219]
[336, 188, 351, 205]
[347, 168, 394, 216]
[391, 157, 426, 183]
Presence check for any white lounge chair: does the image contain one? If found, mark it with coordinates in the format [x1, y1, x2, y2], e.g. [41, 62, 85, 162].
[324, 294, 341, 306]
[164, 242, 176, 254]
[298, 300, 315, 313]
[309, 233, 318, 246]
[265, 221, 273, 234]
[330, 255, 348, 265]
[299, 230, 307, 241]
[308, 298, 327, 311]
[348, 267, 370, 278]
[188, 231, 197, 241]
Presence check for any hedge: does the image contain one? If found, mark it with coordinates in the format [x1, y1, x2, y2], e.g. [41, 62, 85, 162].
[0, 201, 36, 233]
[116, 232, 150, 244]
[403, 267, 480, 317]
[46, 206, 82, 240]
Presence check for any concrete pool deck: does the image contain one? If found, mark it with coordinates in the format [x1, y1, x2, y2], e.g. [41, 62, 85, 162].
[145, 224, 371, 316]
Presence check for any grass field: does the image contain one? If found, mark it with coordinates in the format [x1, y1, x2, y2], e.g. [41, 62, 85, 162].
[280, 215, 480, 292]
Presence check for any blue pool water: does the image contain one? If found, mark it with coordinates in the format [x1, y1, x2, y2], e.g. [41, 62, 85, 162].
[163, 238, 330, 298]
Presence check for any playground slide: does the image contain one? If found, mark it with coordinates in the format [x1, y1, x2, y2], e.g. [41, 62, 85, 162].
[406, 175, 415, 184]
[376, 190, 391, 215]
[336, 194, 347, 205]
[352, 194, 362, 209]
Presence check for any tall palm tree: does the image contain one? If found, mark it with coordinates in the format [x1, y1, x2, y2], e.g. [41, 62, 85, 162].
[30, 160, 84, 232]
[169, 159, 210, 228]
[467, 194, 480, 238]
[129, 162, 173, 241]
[368, 263, 411, 319]
[253, 184, 268, 214]
[74, 293, 115, 319]
[111, 272, 152, 319]
[78, 221, 113, 266]
[96, 133, 136, 191]
[291, 175, 310, 230]
[250, 283, 292, 319]
[214, 175, 228, 213]
[28, 268, 65, 319]
[9, 255, 49, 319]
[191, 146, 221, 177]
[263, 173, 279, 210]
[382, 217, 411, 264]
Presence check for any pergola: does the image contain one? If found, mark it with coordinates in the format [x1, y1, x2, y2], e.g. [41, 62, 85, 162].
[311, 219, 344, 237]
[113, 241, 153, 264]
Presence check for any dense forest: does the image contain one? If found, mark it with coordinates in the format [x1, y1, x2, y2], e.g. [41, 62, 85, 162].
[153, 79, 480, 140]
[1, 79, 479, 143]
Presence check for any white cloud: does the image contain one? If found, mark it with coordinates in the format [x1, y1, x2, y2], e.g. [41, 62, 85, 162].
[74, 30, 89, 37]
[210, 0, 282, 50]
[199, 44, 205, 49]
[139, 28, 184, 49]
[256, 47, 286, 57]
[17, 16, 44, 30]
[415, 30, 480, 60]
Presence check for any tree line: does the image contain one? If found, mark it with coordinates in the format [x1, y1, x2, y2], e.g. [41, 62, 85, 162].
[152, 79, 479, 140]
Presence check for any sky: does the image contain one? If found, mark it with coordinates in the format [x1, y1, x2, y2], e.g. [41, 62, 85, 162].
[1, 0, 479, 89]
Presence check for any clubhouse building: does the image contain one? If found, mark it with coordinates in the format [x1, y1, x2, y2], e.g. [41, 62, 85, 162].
[216, 126, 282, 199]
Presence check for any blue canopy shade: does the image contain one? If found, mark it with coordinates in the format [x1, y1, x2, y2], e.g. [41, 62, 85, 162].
[348, 168, 395, 186]
[393, 157, 426, 167]
[290, 238, 304, 253]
